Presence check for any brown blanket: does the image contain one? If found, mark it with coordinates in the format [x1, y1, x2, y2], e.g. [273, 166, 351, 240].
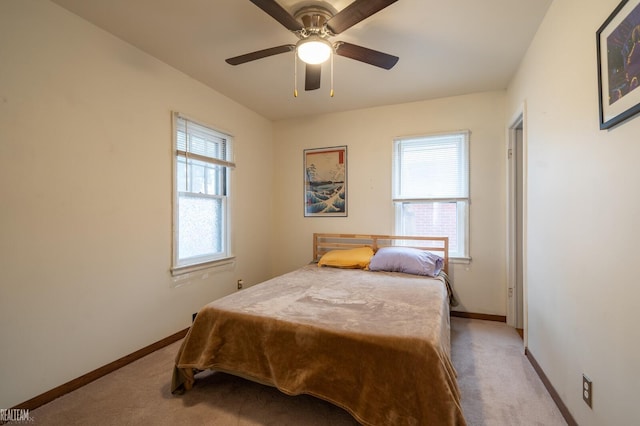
[172, 265, 466, 425]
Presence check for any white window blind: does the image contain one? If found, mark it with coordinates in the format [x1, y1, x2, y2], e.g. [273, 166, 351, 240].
[175, 117, 235, 170]
[172, 113, 235, 274]
[393, 132, 469, 200]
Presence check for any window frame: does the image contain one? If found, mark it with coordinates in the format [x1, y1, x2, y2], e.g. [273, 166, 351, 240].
[392, 130, 470, 260]
[171, 112, 235, 276]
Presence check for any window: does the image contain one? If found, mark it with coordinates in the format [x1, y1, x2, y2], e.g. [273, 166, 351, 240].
[393, 131, 469, 259]
[172, 113, 235, 274]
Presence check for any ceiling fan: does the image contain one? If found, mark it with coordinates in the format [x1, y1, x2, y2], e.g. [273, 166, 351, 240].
[226, 0, 400, 95]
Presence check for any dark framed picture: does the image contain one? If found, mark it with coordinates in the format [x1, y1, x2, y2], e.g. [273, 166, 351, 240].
[597, 0, 640, 129]
[303, 146, 347, 217]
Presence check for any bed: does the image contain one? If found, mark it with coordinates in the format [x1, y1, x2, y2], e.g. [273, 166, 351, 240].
[172, 233, 466, 425]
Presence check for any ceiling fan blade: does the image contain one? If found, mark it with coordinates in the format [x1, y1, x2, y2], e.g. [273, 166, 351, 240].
[326, 0, 398, 34]
[335, 42, 399, 70]
[305, 64, 322, 91]
[226, 45, 295, 65]
[249, 0, 303, 32]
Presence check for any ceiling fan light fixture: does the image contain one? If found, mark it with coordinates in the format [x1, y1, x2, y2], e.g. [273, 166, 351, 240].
[296, 37, 332, 64]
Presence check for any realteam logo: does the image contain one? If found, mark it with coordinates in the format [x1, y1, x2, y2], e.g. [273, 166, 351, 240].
[0, 409, 34, 423]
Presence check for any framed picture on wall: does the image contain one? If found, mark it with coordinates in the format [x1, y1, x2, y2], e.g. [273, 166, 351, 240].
[597, 0, 640, 129]
[303, 146, 347, 217]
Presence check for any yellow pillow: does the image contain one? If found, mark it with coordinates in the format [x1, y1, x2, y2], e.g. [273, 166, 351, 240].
[318, 246, 374, 269]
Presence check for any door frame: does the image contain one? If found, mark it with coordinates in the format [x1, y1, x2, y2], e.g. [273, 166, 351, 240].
[506, 103, 528, 345]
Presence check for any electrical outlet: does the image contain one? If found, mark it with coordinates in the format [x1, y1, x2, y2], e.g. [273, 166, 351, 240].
[583, 374, 592, 408]
[237, 279, 244, 290]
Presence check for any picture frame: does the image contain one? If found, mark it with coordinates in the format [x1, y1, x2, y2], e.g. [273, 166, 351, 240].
[597, 0, 640, 129]
[303, 146, 347, 217]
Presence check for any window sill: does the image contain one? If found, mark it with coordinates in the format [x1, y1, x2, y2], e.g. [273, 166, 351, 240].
[450, 256, 471, 265]
[171, 256, 236, 277]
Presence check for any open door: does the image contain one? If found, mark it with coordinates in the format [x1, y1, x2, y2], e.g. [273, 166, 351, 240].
[507, 109, 526, 343]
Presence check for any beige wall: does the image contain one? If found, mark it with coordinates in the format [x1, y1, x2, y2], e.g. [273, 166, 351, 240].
[507, 0, 639, 423]
[0, 0, 274, 408]
[272, 91, 508, 316]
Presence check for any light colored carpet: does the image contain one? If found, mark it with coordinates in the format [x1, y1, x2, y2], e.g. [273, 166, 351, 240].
[450, 318, 566, 426]
[22, 318, 566, 425]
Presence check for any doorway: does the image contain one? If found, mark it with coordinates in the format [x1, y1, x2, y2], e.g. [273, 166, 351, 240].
[507, 111, 526, 342]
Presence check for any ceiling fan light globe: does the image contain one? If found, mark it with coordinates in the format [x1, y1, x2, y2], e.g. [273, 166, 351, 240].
[297, 39, 332, 64]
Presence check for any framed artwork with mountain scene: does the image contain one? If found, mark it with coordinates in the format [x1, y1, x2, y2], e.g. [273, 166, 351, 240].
[304, 146, 347, 217]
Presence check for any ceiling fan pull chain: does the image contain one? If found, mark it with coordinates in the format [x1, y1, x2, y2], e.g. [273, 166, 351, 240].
[293, 52, 298, 97]
[330, 51, 334, 97]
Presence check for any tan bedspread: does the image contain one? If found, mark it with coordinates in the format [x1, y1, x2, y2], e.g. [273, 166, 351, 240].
[172, 265, 466, 426]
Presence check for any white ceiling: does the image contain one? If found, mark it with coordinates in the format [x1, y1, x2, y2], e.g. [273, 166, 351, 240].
[50, 0, 552, 121]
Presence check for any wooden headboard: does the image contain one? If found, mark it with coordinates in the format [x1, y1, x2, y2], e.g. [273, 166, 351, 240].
[313, 233, 449, 274]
